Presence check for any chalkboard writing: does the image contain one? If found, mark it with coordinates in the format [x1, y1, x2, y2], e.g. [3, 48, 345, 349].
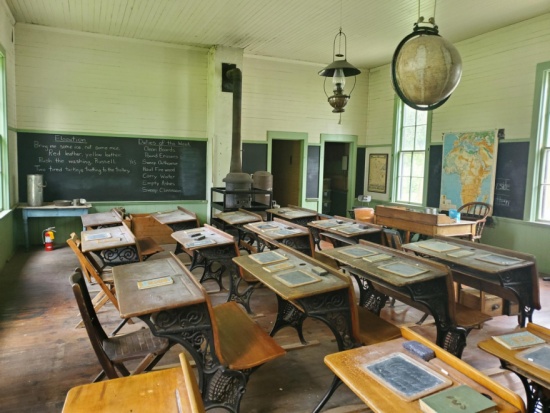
[427, 141, 528, 219]
[306, 146, 320, 198]
[18, 132, 207, 202]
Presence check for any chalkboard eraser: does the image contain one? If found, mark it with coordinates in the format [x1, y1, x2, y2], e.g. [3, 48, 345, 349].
[196, 235, 206, 240]
[402, 340, 435, 361]
[311, 266, 327, 276]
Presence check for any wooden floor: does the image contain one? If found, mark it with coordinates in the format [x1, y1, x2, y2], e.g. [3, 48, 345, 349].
[0, 242, 549, 412]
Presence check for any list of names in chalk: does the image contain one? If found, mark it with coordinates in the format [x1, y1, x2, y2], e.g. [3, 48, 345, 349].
[138, 139, 184, 194]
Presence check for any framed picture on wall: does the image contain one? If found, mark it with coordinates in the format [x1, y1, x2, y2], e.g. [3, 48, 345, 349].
[367, 154, 388, 193]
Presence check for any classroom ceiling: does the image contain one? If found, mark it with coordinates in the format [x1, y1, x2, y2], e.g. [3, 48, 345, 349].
[5, 0, 550, 69]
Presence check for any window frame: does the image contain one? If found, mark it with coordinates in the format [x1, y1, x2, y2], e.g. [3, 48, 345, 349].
[528, 61, 550, 222]
[0, 49, 6, 212]
[391, 98, 432, 206]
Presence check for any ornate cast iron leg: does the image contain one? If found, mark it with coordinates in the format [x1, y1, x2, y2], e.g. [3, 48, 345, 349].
[349, 273, 388, 314]
[144, 303, 251, 413]
[499, 359, 550, 413]
[312, 375, 343, 413]
[100, 246, 140, 266]
[281, 235, 313, 256]
[270, 295, 308, 345]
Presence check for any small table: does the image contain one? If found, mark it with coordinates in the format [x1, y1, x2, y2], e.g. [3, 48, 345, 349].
[19, 203, 92, 249]
[61, 354, 203, 413]
[81, 224, 138, 267]
[315, 328, 522, 413]
[374, 205, 477, 243]
[266, 206, 318, 226]
[402, 235, 541, 327]
[233, 244, 358, 351]
[319, 242, 469, 357]
[478, 323, 550, 413]
[244, 218, 314, 256]
[81, 210, 122, 229]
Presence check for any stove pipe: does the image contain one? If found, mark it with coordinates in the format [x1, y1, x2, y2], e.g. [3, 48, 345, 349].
[222, 67, 253, 208]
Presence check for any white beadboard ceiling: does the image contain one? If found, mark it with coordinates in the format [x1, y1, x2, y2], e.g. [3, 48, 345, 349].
[5, 0, 550, 69]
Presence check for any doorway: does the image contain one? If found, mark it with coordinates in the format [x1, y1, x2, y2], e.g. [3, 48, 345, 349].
[322, 142, 350, 216]
[271, 139, 302, 207]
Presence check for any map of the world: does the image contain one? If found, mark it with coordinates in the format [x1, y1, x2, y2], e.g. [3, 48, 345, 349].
[439, 130, 498, 210]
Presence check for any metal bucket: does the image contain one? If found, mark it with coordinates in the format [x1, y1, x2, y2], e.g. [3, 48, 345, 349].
[27, 174, 46, 206]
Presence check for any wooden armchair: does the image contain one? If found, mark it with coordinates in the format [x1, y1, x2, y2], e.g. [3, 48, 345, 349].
[457, 202, 492, 242]
[70, 269, 170, 382]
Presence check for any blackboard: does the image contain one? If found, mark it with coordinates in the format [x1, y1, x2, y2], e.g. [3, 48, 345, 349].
[426, 145, 442, 208]
[18, 132, 207, 202]
[306, 146, 320, 198]
[242, 143, 267, 174]
[493, 141, 529, 219]
[355, 147, 366, 197]
[426, 141, 528, 218]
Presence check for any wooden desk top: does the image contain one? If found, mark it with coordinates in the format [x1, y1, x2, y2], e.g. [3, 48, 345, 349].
[266, 207, 317, 219]
[403, 236, 536, 274]
[232, 244, 349, 301]
[244, 219, 310, 240]
[81, 224, 135, 252]
[309, 218, 381, 238]
[151, 207, 197, 225]
[319, 242, 447, 287]
[171, 224, 235, 251]
[81, 210, 123, 228]
[478, 323, 550, 389]
[113, 253, 205, 319]
[326, 334, 521, 412]
[62, 354, 203, 413]
[215, 209, 262, 225]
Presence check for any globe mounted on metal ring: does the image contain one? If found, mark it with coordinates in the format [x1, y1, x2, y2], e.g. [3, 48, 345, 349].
[391, 17, 462, 111]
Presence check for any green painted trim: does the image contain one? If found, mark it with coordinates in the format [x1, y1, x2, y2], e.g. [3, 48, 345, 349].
[242, 140, 268, 144]
[320, 133, 358, 213]
[500, 138, 531, 143]
[365, 144, 392, 149]
[526, 61, 550, 221]
[305, 198, 319, 201]
[267, 131, 308, 206]
[14, 128, 207, 142]
[7, 126, 16, 132]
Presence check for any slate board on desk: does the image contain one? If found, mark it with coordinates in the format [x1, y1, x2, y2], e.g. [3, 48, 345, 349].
[18, 132, 207, 201]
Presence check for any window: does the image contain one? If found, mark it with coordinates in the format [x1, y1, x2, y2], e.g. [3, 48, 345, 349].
[0, 50, 5, 212]
[393, 100, 430, 204]
[534, 65, 550, 221]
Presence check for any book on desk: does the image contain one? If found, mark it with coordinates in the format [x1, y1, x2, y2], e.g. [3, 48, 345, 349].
[419, 385, 497, 413]
[491, 330, 545, 350]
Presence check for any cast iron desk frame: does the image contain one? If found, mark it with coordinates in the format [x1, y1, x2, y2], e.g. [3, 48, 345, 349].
[112, 254, 251, 413]
[478, 323, 550, 413]
[319, 242, 469, 358]
[402, 235, 540, 328]
[233, 244, 359, 351]
[81, 224, 140, 267]
[19, 203, 91, 250]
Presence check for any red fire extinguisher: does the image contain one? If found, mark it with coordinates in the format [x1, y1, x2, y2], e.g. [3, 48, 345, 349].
[43, 227, 56, 251]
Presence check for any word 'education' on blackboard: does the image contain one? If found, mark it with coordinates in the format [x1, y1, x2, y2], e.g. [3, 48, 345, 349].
[18, 132, 207, 202]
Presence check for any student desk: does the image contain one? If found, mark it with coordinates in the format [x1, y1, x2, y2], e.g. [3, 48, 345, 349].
[374, 205, 476, 243]
[171, 224, 250, 310]
[62, 354, 204, 413]
[19, 203, 92, 249]
[233, 244, 359, 351]
[112, 254, 257, 413]
[479, 323, 550, 413]
[266, 206, 318, 226]
[319, 242, 471, 357]
[314, 326, 524, 413]
[244, 218, 314, 256]
[81, 224, 139, 267]
[214, 209, 262, 252]
[402, 236, 541, 327]
[81, 210, 122, 230]
[308, 217, 383, 246]
[152, 206, 200, 254]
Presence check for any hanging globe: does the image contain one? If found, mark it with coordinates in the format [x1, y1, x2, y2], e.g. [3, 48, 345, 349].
[391, 19, 462, 110]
